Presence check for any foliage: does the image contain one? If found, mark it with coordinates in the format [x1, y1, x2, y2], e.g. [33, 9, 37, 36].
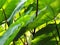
[0, 0, 60, 45]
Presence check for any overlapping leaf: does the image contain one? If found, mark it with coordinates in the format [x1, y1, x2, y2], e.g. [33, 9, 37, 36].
[31, 24, 60, 45]
[0, 14, 35, 45]
[0, 0, 60, 45]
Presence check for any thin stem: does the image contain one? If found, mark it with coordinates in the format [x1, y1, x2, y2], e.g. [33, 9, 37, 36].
[2, 8, 7, 30]
[33, 0, 38, 36]
[33, 28, 36, 36]
[36, 0, 38, 17]
[2, 8, 7, 23]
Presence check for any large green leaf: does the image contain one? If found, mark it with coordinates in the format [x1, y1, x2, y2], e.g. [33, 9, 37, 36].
[0, 14, 35, 45]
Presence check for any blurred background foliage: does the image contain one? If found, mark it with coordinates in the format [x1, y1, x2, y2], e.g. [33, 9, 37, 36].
[0, 0, 60, 45]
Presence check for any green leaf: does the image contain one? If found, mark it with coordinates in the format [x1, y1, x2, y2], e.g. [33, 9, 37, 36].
[0, 14, 35, 45]
[0, 10, 5, 23]
[27, 6, 54, 29]
[14, 6, 55, 39]
[7, 0, 27, 22]
[0, 0, 26, 23]
[0, 0, 7, 8]
[31, 24, 57, 45]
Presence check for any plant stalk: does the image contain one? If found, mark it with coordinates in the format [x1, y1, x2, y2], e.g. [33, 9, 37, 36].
[33, 0, 38, 36]
[2, 8, 7, 30]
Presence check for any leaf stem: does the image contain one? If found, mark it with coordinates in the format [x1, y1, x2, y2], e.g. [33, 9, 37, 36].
[33, 0, 38, 36]
[36, 0, 38, 17]
[2, 8, 7, 30]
